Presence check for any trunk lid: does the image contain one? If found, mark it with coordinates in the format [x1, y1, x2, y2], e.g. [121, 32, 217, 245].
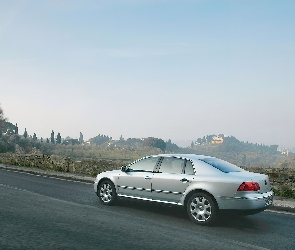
[229, 171, 271, 193]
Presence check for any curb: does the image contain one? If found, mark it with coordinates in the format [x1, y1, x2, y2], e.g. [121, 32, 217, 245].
[0, 164, 95, 183]
[268, 200, 295, 213]
[1, 163, 295, 214]
[269, 203, 295, 214]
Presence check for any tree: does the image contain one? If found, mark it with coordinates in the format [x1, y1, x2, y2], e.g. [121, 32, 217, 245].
[202, 136, 206, 144]
[166, 139, 179, 152]
[4, 122, 17, 135]
[270, 145, 279, 153]
[33, 133, 37, 141]
[89, 134, 111, 145]
[51, 130, 55, 143]
[242, 154, 246, 166]
[154, 138, 166, 151]
[143, 137, 166, 151]
[196, 138, 202, 145]
[23, 128, 28, 138]
[56, 132, 61, 144]
[18, 137, 32, 153]
[79, 132, 84, 143]
[63, 138, 79, 145]
[0, 104, 6, 135]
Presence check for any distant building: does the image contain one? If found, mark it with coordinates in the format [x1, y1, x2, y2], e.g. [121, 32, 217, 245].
[211, 135, 224, 144]
[280, 149, 289, 156]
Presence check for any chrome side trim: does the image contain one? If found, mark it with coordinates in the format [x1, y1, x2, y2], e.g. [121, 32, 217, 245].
[117, 185, 181, 195]
[172, 191, 182, 195]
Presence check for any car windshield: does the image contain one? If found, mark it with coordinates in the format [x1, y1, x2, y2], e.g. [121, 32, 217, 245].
[201, 158, 242, 173]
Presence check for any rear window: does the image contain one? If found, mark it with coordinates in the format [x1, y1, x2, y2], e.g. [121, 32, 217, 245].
[200, 158, 242, 173]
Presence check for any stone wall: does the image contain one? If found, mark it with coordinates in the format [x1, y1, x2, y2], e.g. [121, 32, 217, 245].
[0, 153, 125, 176]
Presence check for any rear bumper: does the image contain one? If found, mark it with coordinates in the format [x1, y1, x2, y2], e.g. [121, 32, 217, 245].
[218, 191, 273, 210]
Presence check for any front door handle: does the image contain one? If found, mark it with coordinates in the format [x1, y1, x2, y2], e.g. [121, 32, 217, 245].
[145, 176, 152, 180]
[180, 178, 188, 183]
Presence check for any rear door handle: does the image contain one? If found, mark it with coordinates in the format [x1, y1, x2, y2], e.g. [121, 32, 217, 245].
[145, 176, 152, 180]
[180, 178, 188, 183]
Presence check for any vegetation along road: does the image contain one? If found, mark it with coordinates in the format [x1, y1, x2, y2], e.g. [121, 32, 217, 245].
[0, 169, 294, 250]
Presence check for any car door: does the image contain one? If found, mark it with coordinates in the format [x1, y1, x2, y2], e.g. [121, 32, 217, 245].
[152, 157, 193, 203]
[117, 156, 160, 199]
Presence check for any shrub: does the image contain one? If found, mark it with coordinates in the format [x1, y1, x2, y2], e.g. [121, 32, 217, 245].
[280, 185, 294, 198]
[272, 187, 280, 196]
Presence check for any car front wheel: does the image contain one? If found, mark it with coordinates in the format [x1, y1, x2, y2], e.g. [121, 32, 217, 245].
[187, 192, 218, 225]
[97, 180, 117, 205]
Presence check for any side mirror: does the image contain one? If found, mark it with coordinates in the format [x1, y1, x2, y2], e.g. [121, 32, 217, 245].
[121, 166, 127, 172]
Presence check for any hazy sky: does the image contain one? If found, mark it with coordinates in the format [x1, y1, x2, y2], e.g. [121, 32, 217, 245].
[1, 0, 294, 147]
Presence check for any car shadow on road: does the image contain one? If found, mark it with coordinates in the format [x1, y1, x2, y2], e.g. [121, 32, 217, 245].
[116, 197, 272, 232]
[117, 197, 188, 219]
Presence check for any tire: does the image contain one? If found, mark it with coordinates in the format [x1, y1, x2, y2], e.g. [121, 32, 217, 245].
[187, 192, 218, 225]
[97, 180, 117, 205]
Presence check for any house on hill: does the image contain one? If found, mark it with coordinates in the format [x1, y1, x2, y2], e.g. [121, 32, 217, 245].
[211, 135, 224, 144]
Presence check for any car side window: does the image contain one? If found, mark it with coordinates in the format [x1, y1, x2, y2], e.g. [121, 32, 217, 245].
[128, 157, 159, 172]
[159, 157, 185, 174]
[184, 160, 195, 175]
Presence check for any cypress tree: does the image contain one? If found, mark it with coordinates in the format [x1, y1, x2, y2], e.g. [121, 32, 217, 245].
[51, 130, 55, 143]
[23, 128, 28, 138]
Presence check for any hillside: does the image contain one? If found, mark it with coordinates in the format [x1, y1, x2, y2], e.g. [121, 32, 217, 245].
[181, 134, 285, 167]
[0, 116, 292, 167]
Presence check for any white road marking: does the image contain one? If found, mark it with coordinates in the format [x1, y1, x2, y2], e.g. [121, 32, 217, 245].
[266, 209, 295, 216]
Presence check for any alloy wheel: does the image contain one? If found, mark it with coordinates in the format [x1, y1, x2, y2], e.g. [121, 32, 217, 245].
[100, 183, 113, 203]
[189, 195, 212, 222]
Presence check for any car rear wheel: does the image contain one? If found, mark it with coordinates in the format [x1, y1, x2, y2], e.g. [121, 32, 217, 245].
[187, 192, 218, 225]
[97, 180, 117, 205]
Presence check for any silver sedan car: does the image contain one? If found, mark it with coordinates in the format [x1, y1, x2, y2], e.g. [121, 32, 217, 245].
[94, 154, 273, 225]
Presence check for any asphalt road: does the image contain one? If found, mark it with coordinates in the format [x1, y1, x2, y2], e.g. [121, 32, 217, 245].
[0, 169, 294, 250]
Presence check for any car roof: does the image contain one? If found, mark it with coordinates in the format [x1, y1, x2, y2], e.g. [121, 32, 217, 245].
[150, 154, 214, 161]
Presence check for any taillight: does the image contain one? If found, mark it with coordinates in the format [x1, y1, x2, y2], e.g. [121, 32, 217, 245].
[237, 182, 260, 191]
